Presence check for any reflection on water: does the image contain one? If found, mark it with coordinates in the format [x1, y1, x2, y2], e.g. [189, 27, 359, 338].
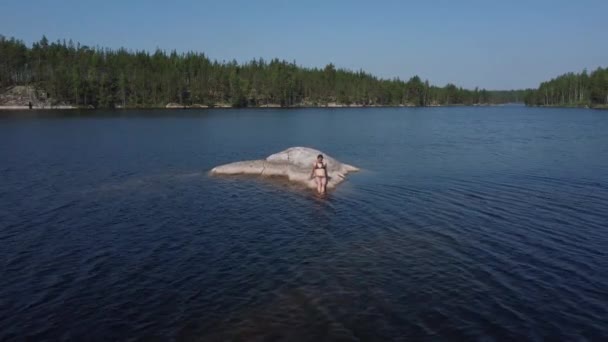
[1, 107, 607, 340]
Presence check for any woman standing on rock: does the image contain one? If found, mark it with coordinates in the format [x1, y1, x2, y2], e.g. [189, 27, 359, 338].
[311, 154, 328, 194]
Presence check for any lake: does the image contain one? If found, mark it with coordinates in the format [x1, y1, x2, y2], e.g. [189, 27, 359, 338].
[1, 106, 607, 340]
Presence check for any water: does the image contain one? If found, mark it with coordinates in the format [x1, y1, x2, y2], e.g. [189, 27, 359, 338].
[1, 106, 607, 340]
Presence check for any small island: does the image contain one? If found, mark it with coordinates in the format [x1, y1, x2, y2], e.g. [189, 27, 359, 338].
[210, 147, 359, 190]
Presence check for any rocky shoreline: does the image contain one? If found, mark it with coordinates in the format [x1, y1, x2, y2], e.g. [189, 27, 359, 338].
[0, 105, 78, 110]
[0, 86, 77, 110]
[1, 85, 510, 110]
[528, 104, 608, 110]
[0, 103, 506, 110]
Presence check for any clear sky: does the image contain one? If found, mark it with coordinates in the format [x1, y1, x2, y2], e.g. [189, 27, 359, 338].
[1, 0, 606, 90]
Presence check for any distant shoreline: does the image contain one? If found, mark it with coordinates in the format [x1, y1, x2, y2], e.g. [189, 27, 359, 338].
[0, 105, 78, 110]
[527, 104, 608, 110]
[0, 103, 516, 111]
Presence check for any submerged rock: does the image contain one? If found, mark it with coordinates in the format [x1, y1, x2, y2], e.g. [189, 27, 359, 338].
[210, 147, 359, 189]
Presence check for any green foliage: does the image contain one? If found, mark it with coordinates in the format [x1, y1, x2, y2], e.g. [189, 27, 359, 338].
[0, 35, 524, 108]
[525, 67, 608, 107]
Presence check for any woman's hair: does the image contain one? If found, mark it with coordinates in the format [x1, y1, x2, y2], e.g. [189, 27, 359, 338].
[317, 154, 324, 159]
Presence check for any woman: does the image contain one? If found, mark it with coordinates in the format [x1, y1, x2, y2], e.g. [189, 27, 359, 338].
[310, 154, 328, 194]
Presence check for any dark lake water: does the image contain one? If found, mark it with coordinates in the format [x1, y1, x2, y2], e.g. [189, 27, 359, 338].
[1, 106, 607, 341]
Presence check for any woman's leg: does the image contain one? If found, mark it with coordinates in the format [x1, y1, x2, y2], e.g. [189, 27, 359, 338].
[314, 176, 321, 193]
[320, 177, 327, 194]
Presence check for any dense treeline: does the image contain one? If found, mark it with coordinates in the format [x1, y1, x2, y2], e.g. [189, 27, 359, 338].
[1, 35, 524, 108]
[524, 67, 608, 108]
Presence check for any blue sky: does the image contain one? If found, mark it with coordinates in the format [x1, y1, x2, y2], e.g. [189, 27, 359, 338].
[1, 0, 606, 89]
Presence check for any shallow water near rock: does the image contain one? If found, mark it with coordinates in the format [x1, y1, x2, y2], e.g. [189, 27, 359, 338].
[1, 106, 607, 340]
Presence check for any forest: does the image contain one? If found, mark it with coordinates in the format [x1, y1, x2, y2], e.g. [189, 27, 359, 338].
[1, 35, 525, 108]
[524, 67, 608, 108]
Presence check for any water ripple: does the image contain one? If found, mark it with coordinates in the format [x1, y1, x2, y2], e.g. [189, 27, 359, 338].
[2, 108, 608, 340]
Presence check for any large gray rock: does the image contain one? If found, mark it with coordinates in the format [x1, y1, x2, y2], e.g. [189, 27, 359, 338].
[210, 147, 359, 189]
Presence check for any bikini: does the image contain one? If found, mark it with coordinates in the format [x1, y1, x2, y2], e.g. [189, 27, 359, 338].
[314, 162, 327, 178]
